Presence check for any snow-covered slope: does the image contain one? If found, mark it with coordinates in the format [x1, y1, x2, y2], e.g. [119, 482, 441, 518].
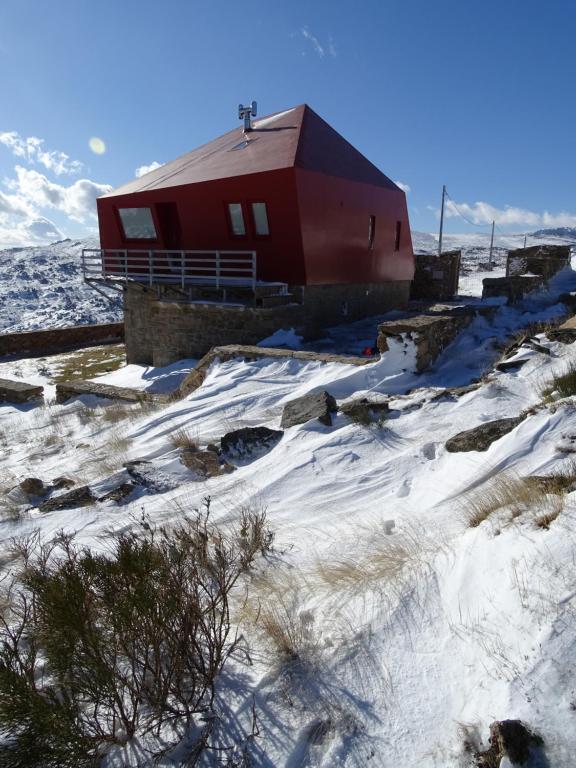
[0, 238, 122, 332]
[2, 267, 576, 765]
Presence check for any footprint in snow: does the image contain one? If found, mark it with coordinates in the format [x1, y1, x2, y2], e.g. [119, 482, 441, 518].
[397, 479, 411, 497]
[421, 442, 436, 460]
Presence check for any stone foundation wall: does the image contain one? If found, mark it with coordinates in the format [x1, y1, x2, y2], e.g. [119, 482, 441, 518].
[124, 281, 411, 366]
[0, 322, 124, 358]
[482, 275, 545, 303]
[377, 313, 472, 371]
[506, 244, 571, 279]
[410, 251, 461, 300]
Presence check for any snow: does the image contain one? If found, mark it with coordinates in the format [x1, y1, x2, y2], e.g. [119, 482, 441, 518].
[92, 358, 198, 393]
[2, 239, 576, 765]
[0, 237, 121, 332]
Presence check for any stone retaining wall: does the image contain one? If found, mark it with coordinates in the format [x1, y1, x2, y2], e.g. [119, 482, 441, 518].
[0, 323, 124, 358]
[482, 275, 545, 303]
[124, 281, 411, 366]
[377, 313, 472, 371]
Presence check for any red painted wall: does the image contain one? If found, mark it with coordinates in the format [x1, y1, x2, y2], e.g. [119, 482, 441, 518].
[97, 168, 306, 284]
[295, 168, 414, 285]
[97, 166, 414, 286]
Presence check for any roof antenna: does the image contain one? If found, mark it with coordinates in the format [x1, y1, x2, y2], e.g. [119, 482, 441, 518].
[238, 101, 257, 133]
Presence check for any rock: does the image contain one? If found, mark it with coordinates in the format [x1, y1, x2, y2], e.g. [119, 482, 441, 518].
[339, 397, 389, 426]
[220, 426, 283, 458]
[205, 443, 220, 454]
[495, 358, 528, 372]
[445, 416, 525, 453]
[0, 378, 43, 404]
[38, 485, 95, 513]
[475, 720, 543, 767]
[547, 328, 576, 344]
[280, 390, 337, 429]
[125, 461, 181, 493]
[180, 449, 235, 479]
[19, 477, 45, 497]
[51, 476, 75, 490]
[99, 482, 136, 504]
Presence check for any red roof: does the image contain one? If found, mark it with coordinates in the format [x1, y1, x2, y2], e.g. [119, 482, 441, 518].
[103, 104, 400, 198]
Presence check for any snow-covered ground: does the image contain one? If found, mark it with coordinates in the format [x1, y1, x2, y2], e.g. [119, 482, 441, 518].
[2, 265, 576, 765]
[1, 229, 574, 334]
[0, 238, 122, 332]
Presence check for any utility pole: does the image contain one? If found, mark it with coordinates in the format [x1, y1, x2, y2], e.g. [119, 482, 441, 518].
[488, 220, 495, 268]
[438, 184, 446, 257]
[523, 233, 527, 248]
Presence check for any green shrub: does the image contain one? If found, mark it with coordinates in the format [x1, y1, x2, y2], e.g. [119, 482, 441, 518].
[0, 501, 272, 765]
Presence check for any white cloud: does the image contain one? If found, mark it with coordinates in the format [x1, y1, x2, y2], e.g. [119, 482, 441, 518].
[0, 131, 83, 175]
[443, 198, 576, 228]
[135, 161, 162, 178]
[301, 26, 325, 58]
[0, 216, 63, 249]
[10, 166, 112, 222]
[395, 180, 411, 194]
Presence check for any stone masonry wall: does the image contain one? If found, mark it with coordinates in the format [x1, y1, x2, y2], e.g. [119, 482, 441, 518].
[0, 322, 124, 358]
[410, 251, 461, 301]
[506, 244, 571, 280]
[124, 281, 411, 366]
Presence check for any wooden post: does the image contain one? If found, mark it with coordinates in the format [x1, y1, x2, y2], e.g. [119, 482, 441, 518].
[488, 220, 495, 268]
[438, 184, 446, 257]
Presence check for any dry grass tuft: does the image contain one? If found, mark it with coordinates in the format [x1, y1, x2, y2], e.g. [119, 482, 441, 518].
[169, 427, 199, 452]
[259, 598, 317, 659]
[463, 465, 576, 528]
[541, 361, 576, 401]
[465, 473, 537, 528]
[534, 504, 563, 530]
[101, 402, 134, 424]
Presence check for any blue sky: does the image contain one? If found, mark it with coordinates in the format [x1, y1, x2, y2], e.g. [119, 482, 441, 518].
[1, 0, 575, 247]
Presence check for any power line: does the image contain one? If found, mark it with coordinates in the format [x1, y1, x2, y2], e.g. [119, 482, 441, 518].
[444, 189, 493, 229]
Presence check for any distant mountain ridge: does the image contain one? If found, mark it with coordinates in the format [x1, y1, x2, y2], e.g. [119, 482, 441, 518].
[531, 227, 576, 240]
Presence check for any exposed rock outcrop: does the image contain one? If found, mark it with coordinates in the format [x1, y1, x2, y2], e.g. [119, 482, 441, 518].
[280, 390, 338, 429]
[220, 427, 283, 458]
[445, 416, 525, 453]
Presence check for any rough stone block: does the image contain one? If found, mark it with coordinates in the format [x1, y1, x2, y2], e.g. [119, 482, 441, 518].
[280, 390, 337, 429]
[0, 378, 43, 403]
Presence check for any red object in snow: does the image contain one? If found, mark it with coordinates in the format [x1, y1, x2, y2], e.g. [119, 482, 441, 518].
[97, 104, 414, 286]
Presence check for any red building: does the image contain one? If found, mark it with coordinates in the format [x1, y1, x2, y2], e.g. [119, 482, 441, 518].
[89, 104, 415, 365]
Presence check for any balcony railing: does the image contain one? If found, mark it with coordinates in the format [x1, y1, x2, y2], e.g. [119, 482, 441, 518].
[82, 248, 257, 290]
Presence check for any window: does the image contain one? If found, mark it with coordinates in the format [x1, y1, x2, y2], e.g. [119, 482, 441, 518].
[118, 207, 157, 240]
[395, 221, 402, 251]
[368, 215, 376, 250]
[227, 203, 246, 236]
[251, 202, 270, 236]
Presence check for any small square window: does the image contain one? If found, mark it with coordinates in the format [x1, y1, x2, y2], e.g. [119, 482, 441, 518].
[118, 207, 157, 239]
[251, 202, 270, 236]
[228, 203, 246, 236]
[368, 215, 376, 250]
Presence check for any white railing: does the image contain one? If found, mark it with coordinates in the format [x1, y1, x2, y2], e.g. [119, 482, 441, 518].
[82, 248, 257, 290]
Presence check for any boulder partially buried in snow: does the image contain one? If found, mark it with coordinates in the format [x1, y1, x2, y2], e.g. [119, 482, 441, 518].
[38, 485, 95, 513]
[475, 720, 544, 767]
[220, 427, 283, 458]
[445, 416, 525, 453]
[280, 390, 337, 429]
[180, 449, 235, 480]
